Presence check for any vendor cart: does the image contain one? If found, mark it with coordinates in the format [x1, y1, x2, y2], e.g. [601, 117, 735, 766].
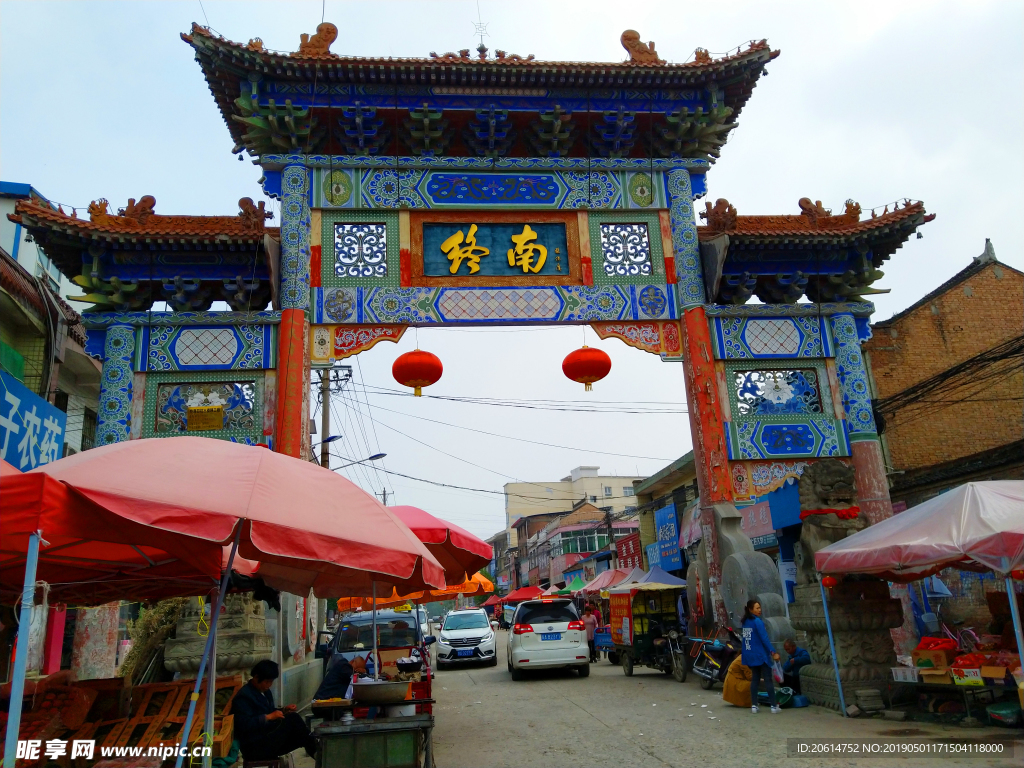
[607, 582, 688, 681]
[316, 711, 434, 768]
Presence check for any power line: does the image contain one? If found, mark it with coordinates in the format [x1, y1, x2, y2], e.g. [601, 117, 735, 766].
[346, 399, 677, 461]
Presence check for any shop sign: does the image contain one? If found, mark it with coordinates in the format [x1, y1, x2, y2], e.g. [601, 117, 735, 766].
[615, 532, 643, 570]
[654, 504, 682, 570]
[740, 500, 778, 549]
[678, 501, 702, 548]
[0, 372, 66, 471]
[645, 542, 661, 570]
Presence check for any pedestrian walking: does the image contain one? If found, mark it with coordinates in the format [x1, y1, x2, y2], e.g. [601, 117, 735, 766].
[740, 599, 780, 714]
[582, 606, 599, 662]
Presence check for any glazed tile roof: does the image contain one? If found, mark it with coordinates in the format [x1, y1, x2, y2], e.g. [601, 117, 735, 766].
[0, 247, 86, 346]
[182, 23, 778, 155]
[697, 198, 934, 243]
[10, 197, 277, 244]
[183, 23, 776, 73]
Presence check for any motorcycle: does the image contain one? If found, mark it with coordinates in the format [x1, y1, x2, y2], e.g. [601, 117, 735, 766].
[688, 627, 741, 690]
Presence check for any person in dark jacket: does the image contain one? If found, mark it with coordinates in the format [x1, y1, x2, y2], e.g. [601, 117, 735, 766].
[782, 639, 811, 693]
[314, 655, 354, 701]
[740, 599, 781, 714]
[231, 660, 317, 761]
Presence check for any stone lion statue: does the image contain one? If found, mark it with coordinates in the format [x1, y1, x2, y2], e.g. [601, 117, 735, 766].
[795, 460, 866, 585]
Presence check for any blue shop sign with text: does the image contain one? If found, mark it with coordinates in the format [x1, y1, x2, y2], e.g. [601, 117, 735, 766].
[645, 542, 661, 570]
[0, 372, 66, 471]
[655, 504, 682, 571]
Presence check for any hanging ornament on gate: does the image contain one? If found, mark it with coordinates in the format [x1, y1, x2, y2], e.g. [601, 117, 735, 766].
[562, 345, 611, 391]
[393, 349, 443, 396]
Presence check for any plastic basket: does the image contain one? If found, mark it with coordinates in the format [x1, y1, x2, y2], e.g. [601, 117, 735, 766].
[892, 667, 919, 683]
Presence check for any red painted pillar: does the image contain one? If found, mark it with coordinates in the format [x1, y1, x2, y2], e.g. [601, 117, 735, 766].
[679, 306, 734, 626]
[276, 309, 308, 458]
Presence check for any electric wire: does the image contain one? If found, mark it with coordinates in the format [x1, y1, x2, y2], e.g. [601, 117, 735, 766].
[335, 397, 677, 461]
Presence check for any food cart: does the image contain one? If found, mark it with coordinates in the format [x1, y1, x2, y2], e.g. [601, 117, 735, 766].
[607, 582, 689, 681]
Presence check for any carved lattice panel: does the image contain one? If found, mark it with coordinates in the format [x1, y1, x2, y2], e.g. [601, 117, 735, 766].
[599, 222, 652, 277]
[335, 222, 388, 278]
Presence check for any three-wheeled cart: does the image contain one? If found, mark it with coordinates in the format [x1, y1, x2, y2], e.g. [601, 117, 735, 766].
[607, 582, 689, 681]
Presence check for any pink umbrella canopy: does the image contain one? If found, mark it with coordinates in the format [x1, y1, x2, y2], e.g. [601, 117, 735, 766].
[815, 481, 1024, 580]
[390, 505, 492, 584]
[7, 437, 445, 597]
[579, 568, 629, 595]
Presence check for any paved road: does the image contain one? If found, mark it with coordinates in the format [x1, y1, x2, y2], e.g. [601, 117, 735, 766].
[430, 631, 1019, 768]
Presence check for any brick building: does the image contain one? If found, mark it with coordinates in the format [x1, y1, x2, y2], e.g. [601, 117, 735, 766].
[863, 241, 1024, 508]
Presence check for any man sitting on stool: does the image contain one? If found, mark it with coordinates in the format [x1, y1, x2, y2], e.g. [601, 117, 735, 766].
[782, 639, 811, 693]
[231, 660, 317, 761]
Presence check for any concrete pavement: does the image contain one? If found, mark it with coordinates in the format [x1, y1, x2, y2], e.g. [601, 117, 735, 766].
[429, 630, 1019, 768]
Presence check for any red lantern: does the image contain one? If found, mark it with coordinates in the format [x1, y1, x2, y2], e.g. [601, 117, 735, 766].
[821, 575, 838, 588]
[1011, 569, 1024, 581]
[392, 349, 443, 396]
[562, 345, 612, 391]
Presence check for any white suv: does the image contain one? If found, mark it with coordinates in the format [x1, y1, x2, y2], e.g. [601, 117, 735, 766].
[436, 608, 497, 668]
[506, 599, 588, 680]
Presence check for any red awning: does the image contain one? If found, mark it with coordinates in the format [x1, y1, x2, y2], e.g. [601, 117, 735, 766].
[391, 505, 491, 584]
[480, 594, 503, 606]
[2, 437, 445, 602]
[503, 585, 544, 602]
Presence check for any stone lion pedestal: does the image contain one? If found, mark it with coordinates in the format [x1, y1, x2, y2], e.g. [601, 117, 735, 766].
[788, 580, 904, 710]
[164, 594, 273, 677]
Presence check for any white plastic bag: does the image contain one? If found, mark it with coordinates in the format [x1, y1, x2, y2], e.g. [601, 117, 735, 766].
[772, 660, 784, 684]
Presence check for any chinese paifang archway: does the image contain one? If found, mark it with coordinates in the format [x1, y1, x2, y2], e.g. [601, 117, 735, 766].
[12, 23, 932, 703]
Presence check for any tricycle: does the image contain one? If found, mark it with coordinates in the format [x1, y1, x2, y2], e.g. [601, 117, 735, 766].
[607, 582, 688, 681]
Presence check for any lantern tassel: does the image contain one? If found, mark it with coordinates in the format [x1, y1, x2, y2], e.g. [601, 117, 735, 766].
[584, 382, 592, 392]
[414, 386, 422, 397]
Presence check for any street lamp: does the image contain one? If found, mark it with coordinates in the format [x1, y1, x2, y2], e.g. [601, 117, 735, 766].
[335, 452, 387, 470]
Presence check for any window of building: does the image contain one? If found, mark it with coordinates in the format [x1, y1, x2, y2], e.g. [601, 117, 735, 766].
[53, 390, 69, 413]
[588, 495, 597, 502]
[623, 487, 635, 497]
[604, 486, 612, 496]
[81, 408, 97, 452]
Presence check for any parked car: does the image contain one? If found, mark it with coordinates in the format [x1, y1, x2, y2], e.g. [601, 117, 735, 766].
[436, 608, 497, 668]
[506, 598, 588, 681]
[317, 608, 436, 677]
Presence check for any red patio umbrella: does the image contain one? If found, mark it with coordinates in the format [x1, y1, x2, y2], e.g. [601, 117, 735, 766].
[390, 505, 492, 584]
[1, 438, 446, 768]
[7, 438, 445, 597]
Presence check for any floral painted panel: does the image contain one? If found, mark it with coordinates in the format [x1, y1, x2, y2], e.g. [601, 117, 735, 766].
[155, 382, 257, 434]
[733, 369, 823, 416]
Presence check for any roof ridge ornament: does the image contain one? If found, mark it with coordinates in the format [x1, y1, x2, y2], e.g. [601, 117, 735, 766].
[620, 30, 665, 66]
[294, 22, 338, 58]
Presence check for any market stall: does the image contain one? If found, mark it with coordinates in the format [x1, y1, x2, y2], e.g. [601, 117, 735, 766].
[605, 582, 689, 681]
[815, 481, 1024, 724]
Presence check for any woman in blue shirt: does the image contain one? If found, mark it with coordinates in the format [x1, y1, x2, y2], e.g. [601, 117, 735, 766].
[740, 599, 780, 714]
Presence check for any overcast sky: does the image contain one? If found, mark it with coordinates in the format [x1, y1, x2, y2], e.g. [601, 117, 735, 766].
[2, 1, 1021, 541]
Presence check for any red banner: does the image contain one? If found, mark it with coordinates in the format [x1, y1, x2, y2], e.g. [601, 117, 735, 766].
[610, 593, 632, 646]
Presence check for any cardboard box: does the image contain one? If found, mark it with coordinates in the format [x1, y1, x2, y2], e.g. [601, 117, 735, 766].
[980, 665, 1009, 682]
[952, 667, 984, 686]
[919, 668, 953, 685]
[912, 648, 957, 669]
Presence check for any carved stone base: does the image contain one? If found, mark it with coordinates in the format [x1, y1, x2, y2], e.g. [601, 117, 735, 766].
[799, 663, 893, 711]
[164, 594, 273, 677]
[789, 581, 904, 710]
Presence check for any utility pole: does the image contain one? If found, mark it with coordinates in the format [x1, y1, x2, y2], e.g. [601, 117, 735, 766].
[379, 488, 388, 506]
[320, 369, 331, 468]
